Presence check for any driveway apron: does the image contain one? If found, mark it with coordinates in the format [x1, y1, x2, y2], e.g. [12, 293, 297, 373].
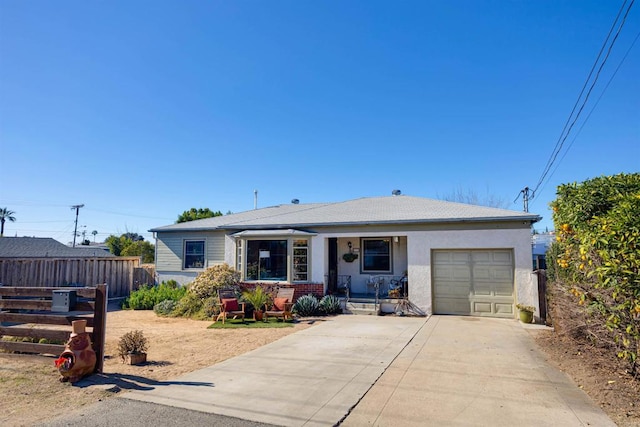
[343, 315, 615, 427]
[124, 315, 426, 427]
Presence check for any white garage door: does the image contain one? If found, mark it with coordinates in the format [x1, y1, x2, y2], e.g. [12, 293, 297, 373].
[432, 250, 515, 318]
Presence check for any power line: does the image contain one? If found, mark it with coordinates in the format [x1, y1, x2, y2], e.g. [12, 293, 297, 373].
[529, 0, 635, 198]
[537, 29, 640, 197]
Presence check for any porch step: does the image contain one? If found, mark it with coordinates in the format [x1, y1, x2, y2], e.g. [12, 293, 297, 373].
[343, 301, 380, 316]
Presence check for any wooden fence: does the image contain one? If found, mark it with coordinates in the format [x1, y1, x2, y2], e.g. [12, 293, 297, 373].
[0, 284, 107, 373]
[0, 257, 150, 298]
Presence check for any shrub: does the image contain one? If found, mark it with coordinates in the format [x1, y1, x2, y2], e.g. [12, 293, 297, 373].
[293, 294, 319, 317]
[200, 297, 219, 319]
[319, 295, 342, 315]
[124, 282, 187, 310]
[164, 279, 179, 289]
[189, 264, 241, 299]
[549, 172, 640, 373]
[153, 299, 178, 316]
[171, 292, 206, 319]
[117, 330, 148, 361]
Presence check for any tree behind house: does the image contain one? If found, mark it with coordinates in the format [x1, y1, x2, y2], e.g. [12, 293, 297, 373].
[105, 233, 154, 263]
[176, 208, 223, 223]
[0, 208, 16, 237]
[437, 186, 509, 209]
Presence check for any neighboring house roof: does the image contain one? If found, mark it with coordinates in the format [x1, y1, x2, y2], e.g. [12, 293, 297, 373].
[0, 237, 114, 258]
[150, 195, 541, 232]
[532, 232, 556, 255]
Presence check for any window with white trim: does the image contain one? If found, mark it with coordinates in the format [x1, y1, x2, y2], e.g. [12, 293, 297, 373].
[293, 239, 308, 282]
[236, 239, 243, 272]
[184, 240, 205, 269]
[246, 240, 288, 281]
[361, 238, 392, 273]
[238, 237, 311, 282]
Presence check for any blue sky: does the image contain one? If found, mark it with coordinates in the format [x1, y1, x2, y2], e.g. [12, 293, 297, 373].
[1, 0, 638, 244]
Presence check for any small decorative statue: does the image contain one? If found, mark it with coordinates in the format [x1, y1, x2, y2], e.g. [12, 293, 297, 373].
[55, 319, 96, 383]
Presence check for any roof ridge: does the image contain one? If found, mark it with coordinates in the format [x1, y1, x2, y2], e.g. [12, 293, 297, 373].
[228, 202, 333, 226]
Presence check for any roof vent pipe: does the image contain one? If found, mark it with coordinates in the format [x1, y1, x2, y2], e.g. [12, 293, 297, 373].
[392, 189, 401, 196]
[254, 190, 258, 210]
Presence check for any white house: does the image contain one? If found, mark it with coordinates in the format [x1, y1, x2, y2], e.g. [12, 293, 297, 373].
[150, 195, 541, 319]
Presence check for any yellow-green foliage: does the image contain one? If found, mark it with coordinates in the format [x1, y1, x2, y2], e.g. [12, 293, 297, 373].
[188, 264, 241, 299]
[550, 172, 640, 371]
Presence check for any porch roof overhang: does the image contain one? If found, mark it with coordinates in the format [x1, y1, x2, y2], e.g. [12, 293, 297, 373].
[230, 229, 317, 238]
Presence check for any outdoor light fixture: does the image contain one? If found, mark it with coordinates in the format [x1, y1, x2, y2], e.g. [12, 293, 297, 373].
[347, 241, 352, 250]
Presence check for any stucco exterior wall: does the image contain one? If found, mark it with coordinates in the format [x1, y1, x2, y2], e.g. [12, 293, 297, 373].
[406, 227, 536, 316]
[156, 225, 537, 316]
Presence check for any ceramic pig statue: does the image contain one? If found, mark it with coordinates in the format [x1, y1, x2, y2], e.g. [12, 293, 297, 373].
[55, 319, 96, 383]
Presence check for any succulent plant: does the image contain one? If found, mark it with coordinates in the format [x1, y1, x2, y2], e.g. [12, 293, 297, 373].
[293, 294, 320, 317]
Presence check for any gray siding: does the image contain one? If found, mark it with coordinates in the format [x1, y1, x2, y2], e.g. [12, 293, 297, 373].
[155, 231, 226, 272]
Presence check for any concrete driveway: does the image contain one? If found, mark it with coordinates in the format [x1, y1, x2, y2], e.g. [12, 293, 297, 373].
[344, 316, 615, 427]
[43, 315, 614, 427]
[123, 315, 425, 427]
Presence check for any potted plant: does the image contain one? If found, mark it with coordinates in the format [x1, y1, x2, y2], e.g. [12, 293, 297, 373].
[516, 303, 536, 324]
[242, 286, 270, 321]
[117, 330, 149, 365]
[342, 253, 358, 263]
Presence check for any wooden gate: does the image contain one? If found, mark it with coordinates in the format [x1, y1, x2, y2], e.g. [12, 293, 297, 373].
[0, 284, 107, 373]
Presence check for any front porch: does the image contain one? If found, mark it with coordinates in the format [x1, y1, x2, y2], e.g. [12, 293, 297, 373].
[325, 272, 414, 315]
[324, 236, 409, 299]
[325, 274, 408, 300]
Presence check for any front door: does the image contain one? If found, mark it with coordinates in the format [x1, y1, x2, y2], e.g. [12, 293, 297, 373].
[328, 238, 338, 293]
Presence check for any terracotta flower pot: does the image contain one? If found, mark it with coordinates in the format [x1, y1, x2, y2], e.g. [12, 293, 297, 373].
[254, 310, 264, 321]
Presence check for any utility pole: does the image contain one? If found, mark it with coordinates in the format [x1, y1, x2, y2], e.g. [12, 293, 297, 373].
[522, 187, 531, 212]
[71, 204, 84, 247]
[514, 187, 533, 213]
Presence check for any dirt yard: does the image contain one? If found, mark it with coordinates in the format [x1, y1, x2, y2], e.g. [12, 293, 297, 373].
[0, 310, 314, 427]
[532, 329, 640, 427]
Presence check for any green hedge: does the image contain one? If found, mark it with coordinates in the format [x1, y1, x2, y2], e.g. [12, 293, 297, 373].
[549, 172, 640, 372]
[123, 281, 187, 310]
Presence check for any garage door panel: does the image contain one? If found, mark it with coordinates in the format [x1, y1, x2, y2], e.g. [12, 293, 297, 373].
[473, 302, 492, 314]
[434, 251, 470, 264]
[473, 284, 492, 296]
[434, 266, 471, 281]
[472, 252, 491, 263]
[433, 250, 515, 318]
[492, 266, 513, 280]
[472, 266, 491, 280]
[495, 303, 515, 315]
[491, 250, 513, 264]
[436, 298, 472, 315]
[451, 252, 471, 263]
[435, 282, 470, 298]
[494, 282, 514, 297]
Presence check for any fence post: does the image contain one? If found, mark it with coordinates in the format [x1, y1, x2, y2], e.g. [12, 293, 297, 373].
[92, 283, 108, 373]
[536, 270, 548, 323]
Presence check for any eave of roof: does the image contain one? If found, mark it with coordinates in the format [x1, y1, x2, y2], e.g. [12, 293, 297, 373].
[149, 196, 541, 233]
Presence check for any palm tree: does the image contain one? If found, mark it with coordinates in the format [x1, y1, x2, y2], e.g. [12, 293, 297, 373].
[92, 230, 98, 242]
[0, 208, 16, 237]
